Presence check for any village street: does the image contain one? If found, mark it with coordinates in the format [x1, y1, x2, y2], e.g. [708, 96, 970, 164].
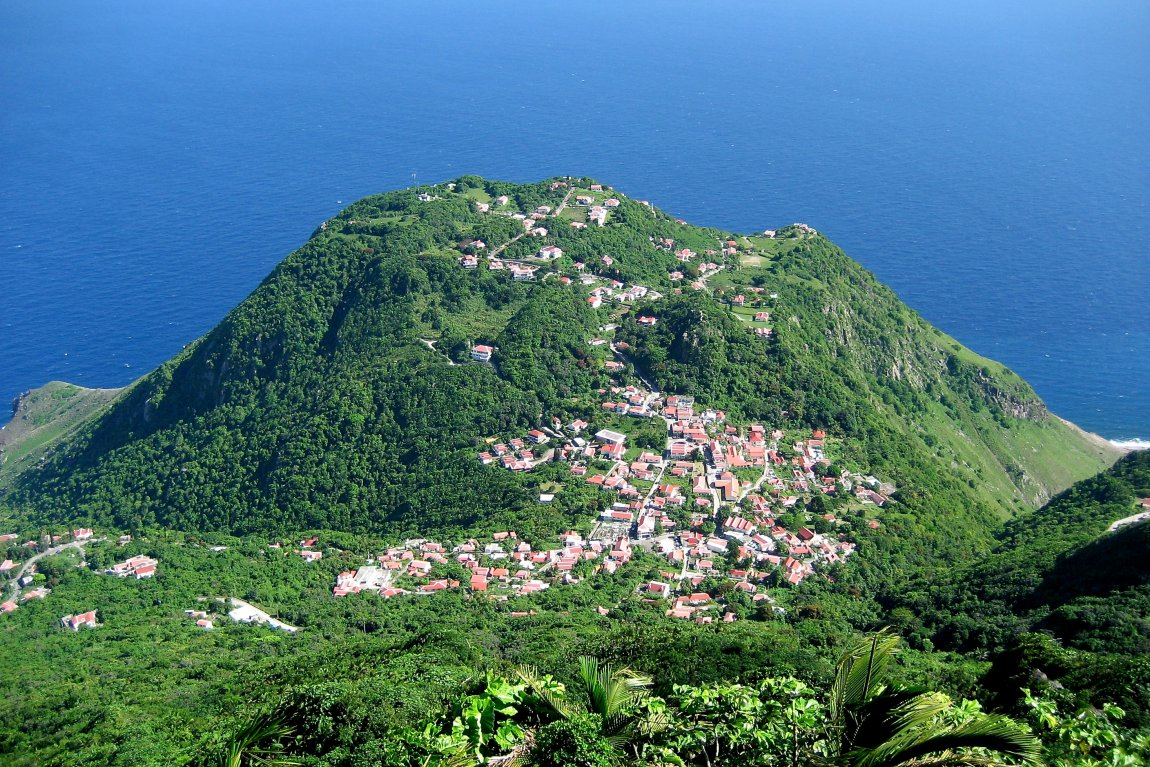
[3, 540, 88, 603]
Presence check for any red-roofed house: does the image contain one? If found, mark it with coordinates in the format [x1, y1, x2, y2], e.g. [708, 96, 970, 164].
[600, 442, 626, 460]
[61, 610, 98, 631]
[645, 581, 671, 597]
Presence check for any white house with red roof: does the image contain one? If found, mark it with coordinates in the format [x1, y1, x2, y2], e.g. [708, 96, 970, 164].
[471, 344, 494, 362]
[105, 555, 158, 579]
[61, 610, 98, 631]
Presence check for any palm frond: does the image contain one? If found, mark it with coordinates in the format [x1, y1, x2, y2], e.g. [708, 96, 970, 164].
[516, 665, 575, 721]
[831, 630, 902, 723]
[854, 713, 1042, 767]
[850, 689, 935, 751]
[886, 693, 954, 734]
[215, 710, 300, 767]
[866, 755, 1020, 767]
[577, 656, 651, 721]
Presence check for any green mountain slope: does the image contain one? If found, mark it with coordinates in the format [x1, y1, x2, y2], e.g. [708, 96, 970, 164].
[2, 177, 1117, 576]
[901, 448, 1150, 655]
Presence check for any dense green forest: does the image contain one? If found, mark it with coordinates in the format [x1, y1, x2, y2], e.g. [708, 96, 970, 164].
[890, 450, 1150, 726]
[0, 177, 1142, 765]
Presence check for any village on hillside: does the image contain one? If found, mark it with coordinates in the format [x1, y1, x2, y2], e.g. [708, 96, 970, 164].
[464, 375, 891, 619]
[0, 528, 160, 629]
[0, 180, 862, 631]
[451, 177, 822, 348]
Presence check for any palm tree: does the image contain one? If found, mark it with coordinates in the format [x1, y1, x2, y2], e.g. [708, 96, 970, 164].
[826, 631, 1042, 767]
[518, 656, 666, 760]
[214, 710, 301, 767]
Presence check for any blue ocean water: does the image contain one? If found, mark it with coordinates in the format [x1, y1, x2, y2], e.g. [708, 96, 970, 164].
[1, 0, 1147, 440]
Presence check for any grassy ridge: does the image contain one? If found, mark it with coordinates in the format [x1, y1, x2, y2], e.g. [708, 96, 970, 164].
[0, 382, 122, 485]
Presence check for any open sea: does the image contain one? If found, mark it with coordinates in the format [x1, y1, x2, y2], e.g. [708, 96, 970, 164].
[1, 0, 1147, 442]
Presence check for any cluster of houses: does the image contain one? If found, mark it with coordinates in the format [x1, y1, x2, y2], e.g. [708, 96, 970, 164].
[6, 585, 49, 608]
[478, 427, 556, 472]
[449, 183, 796, 344]
[0, 526, 94, 555]
[3, 552, 158, 623]
[476, 258, 539, 281]
[331, 530, 637, 600]
[648, 519, 856, 588]
[0, 528, 108, 616]
[454, 185, 692, 315]
[471, 368, 883, 597]
[586, 280, 656, 309]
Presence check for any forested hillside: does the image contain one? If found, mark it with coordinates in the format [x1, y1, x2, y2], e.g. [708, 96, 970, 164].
[897, 449, 1150, 653]
[3, 177, 1115, 569]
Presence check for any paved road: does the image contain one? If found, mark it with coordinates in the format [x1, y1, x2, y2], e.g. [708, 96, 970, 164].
[1108, 510, 1150, 532]
[696, 264, 724, 290]
[3, 540, 88, 602]
[488, 187, 573, 260]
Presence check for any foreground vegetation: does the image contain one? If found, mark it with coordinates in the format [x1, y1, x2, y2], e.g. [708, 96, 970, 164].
[0, 452, 1146, 765]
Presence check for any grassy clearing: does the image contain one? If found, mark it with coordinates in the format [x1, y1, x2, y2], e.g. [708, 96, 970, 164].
[743, 236, 795, 255]
[0, 382, 122, 487]
[462, 188, 492, 204]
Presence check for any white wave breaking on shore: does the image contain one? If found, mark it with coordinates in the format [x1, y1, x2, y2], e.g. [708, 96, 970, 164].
[1110, 438, 1150, 451]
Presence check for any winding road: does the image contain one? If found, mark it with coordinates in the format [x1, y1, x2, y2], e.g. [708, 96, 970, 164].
[3, 540, 88, 602]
